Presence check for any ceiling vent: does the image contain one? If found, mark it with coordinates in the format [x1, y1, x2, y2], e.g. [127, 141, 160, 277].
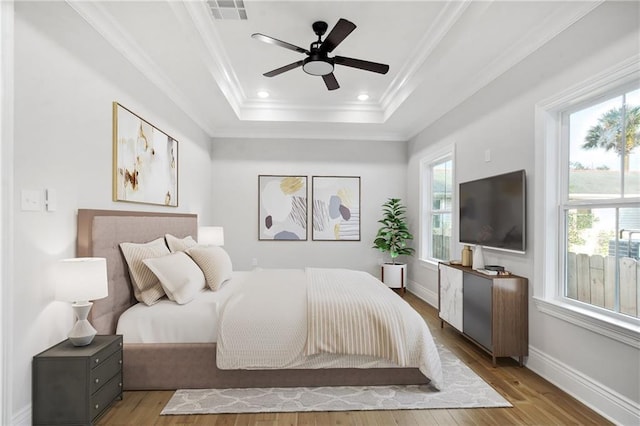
[207, 0, 247, 20]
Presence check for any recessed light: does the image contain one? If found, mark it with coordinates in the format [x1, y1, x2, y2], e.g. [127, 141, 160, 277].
[257, 91, 269, 99]
[357, 93, 369, 101]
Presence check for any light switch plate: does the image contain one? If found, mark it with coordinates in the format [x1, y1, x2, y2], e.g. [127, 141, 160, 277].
[21, 189, 41, 211]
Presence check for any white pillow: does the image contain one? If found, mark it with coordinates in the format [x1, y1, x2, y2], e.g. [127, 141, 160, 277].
[165, 234, 198, 253]
[120, 237, 170, 305]
[142, 252, 205, 304]
[186, 246, 233, 291]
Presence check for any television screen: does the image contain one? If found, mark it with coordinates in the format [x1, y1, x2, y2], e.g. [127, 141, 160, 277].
[459, 170, 526, 253]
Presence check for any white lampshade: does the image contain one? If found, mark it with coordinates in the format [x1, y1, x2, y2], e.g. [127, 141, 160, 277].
[199, 226, 224, 246]
[55, 257, 108, 302]
[54, 257, 108, 346]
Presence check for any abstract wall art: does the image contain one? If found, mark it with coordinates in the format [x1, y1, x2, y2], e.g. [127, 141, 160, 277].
[312, 176, 361, 241]
[113, 102, 178, 206]
[258, 175, 308, 241]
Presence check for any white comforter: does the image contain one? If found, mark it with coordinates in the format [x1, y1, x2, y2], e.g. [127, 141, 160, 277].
[216, 267, 443, 389]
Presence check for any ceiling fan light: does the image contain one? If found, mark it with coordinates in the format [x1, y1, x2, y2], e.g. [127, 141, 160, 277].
[303, 58, 334, 76]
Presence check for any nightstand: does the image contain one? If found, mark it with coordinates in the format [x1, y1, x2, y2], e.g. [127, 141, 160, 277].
[32, 335, 123, 425]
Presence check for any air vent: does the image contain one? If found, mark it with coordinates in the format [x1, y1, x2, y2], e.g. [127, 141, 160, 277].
[207, 0, 247, 20]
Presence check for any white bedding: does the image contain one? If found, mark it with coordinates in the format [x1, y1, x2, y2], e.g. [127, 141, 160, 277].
[116, 271, 250, 343]
[117, 267, 444, 389]
[217, 268, 444, 389]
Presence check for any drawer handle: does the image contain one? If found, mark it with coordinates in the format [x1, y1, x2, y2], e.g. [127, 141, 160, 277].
[95, 358, 100, 364]
[95, 378, 100, 384]
[119, 382, 123, 387]
[95, 404, 99, 410]
[119, 359, 123, 364]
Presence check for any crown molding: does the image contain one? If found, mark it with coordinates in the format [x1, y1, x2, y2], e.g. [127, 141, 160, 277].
[66, 0, 218, 136]
[379, 0, 473, 120]
[173, 1, 245, 117]
[403, 0, 605, 140]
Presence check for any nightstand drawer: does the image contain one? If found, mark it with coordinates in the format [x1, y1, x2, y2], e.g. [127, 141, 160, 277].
[91, 350, 122, 394]
[91, 337, 122, 369]
[91, 373, 123, 420]
[33, 335, 123, 425]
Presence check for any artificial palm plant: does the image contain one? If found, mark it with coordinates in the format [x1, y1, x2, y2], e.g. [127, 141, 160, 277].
[372, 198, 415, 264]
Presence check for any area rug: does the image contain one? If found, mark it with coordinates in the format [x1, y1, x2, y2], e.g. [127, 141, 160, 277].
[161, 343, 511, 415]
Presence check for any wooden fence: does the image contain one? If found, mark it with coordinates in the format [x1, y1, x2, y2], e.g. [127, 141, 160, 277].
[567, 252, 639, 318]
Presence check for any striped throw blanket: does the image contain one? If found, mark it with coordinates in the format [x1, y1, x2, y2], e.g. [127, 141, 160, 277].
[305, 268, 411, 366]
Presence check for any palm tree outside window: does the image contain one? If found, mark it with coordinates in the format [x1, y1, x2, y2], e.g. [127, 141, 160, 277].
[562, 87, 640, 318]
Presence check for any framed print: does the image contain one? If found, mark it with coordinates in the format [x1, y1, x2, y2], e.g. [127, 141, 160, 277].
[113, 102, 178, 206]
[312, 176, 360, 241]
[258, 175, 307, 240]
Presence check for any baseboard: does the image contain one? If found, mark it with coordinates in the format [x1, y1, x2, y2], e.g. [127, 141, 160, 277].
[12, 403, 30, 426]
[527, 346, 639, 425]
[407, 280, 438, 307]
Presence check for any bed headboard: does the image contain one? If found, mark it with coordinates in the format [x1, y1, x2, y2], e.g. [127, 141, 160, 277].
[77, 209, 198, 334]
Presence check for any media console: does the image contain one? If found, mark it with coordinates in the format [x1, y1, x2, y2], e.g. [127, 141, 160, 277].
[438, 262, 528, 366]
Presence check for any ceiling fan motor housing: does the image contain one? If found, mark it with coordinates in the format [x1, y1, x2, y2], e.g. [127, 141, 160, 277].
[303, 42, 334, 76]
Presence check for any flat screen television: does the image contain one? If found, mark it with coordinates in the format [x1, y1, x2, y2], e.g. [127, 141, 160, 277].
[459, 170, 526, 253]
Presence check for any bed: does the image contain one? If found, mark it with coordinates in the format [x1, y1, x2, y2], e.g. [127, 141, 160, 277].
[77, 209, 443, 390]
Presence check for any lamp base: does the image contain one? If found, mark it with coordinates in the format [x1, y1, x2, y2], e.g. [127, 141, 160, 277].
[69, 302, 97, 347]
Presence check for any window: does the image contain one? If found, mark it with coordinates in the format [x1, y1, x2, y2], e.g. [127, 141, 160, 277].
[562, 88, 640, 319]
[535, 57, 640, 344]
[421, 153, 454, 263]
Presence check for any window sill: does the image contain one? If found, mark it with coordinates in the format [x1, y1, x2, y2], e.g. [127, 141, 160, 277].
[533, 296, 640, 349]
[418, 258, 439, 271]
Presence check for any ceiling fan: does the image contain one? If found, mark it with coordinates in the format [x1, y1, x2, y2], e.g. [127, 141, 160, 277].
[251, 18, 389, 91]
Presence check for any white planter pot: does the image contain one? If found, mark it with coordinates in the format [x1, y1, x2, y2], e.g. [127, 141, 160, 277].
[381, 263, 406, 290]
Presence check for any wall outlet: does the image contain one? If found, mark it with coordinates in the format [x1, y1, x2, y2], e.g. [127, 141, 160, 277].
[251, 258, 258, 267]
[484, 149, 491, 162]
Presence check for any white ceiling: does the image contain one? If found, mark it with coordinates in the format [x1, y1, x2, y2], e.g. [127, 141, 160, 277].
[67, 0, 602, 141]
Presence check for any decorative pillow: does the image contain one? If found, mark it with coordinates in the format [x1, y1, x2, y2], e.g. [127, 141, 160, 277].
[142, 252, 205, 305]
[165, 234, 198, 253]
[120, 237, 170, 305]
[186, 246, 233, 291]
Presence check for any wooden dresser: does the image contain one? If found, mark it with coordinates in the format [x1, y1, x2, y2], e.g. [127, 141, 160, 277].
[438, 263, 528, 366]
[32, 335, 123, 425]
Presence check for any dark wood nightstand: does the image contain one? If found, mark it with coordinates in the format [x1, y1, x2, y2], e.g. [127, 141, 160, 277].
[32, 335, 123, 425]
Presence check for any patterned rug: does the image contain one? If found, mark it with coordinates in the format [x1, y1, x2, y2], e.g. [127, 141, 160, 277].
[161, 343, 511, 415]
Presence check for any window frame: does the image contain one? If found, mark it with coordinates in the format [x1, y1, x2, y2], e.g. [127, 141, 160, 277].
[419, 144, 456, 266]
[534, 56, 640, 348]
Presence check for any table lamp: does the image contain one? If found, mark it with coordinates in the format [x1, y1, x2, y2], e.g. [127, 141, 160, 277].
[198, 226, 224, 246]
[55, 257, 108, 346]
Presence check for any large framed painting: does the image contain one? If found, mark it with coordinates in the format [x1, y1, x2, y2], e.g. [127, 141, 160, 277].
[112, 102, 178, 206]
[258, 175, 308, 241]
[312, 176, 361, 241]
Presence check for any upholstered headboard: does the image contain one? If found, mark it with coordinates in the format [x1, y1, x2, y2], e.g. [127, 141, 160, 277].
[77, 209, 198, 334]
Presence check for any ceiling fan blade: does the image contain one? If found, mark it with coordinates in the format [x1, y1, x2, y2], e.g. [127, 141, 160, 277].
[319, 18, 356, 53]
[334, 56, 389, 74]
[263, 60, 304, 77]
[252, 33, 309, 54]
[322, 73, 340, 91]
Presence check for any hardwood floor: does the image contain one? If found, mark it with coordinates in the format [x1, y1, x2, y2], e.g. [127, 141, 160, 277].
[97, 292, 612, 425]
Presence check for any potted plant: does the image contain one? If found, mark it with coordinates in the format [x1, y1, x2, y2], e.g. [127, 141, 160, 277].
[372, 198, 415, 291]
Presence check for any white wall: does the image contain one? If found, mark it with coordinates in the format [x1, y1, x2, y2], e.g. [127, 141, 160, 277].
[210, 137, 407, 276]
[406, 2, 639, 423]
[9, 2, 213, 421]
